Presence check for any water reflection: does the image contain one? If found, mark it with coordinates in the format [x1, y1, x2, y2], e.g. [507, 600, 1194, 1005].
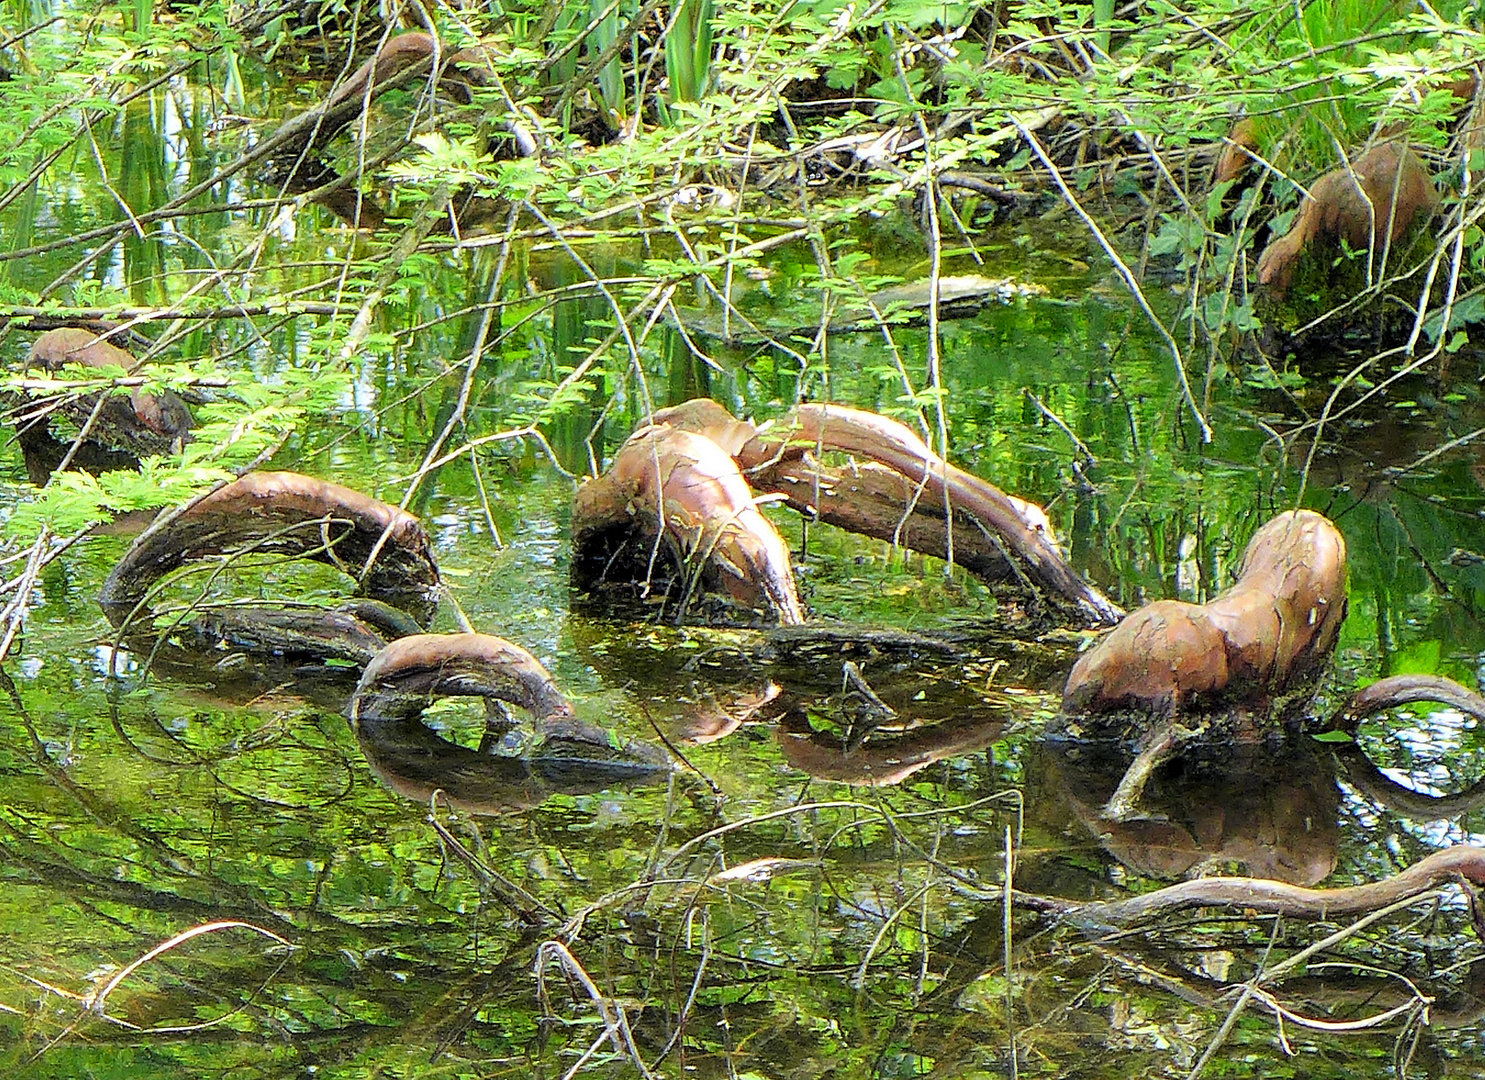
[773, 706, 1003, 786]
[1028, 738, 1340, 886]
[355, 714, 670, 814]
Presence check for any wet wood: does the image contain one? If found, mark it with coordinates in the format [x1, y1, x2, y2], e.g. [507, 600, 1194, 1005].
[15, 328, 193, 483]
[1256, 141, 1438, 297]
[349, 632, 575, 725]
[573, 422, 805, 625]
[100, 471, 440, 626]
[350, 633, 665, 761]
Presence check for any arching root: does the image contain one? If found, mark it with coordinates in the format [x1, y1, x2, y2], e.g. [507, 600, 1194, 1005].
[1324, 673, 1485, 818]
[99, 471, 440, 663]
[349, 634, 671, 806]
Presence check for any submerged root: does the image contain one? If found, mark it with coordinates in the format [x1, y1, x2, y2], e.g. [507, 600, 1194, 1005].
[1024, 845, 1485, 934]
[101, 471, 440, 625]
[1324, 673, 1485, 818]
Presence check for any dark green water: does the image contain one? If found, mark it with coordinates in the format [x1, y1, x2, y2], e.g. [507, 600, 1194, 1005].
[4, 42, 1485, 1080]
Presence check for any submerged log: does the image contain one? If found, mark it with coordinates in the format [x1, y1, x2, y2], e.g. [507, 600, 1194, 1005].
[100, 471, 441, 631]
[186, 599, 422, 665]
[1256, 141, 1438, 298]
[572, 422, 805, 625]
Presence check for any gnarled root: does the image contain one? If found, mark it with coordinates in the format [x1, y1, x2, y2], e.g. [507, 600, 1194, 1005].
[572, 423, 804, 625]
[1060, 511, 1347, 820]
[1323, 673, 1485, 819]
[99, 472, 441, 656]
[1025, 845, 1485, 935]
[1256, 141, 1438, 298]
[1062, 510, 1347, 720]
[647, 398, 1118, 626]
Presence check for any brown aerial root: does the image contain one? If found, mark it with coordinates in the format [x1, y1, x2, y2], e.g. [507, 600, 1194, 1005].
[1256, 140, 1439, 297]
[1320, 673, 1485, 819]
[572, 421, 805, 625]
[262, 31, 501, 228]
[1019, 845, 1485, 935]
[349, 633, 576, 727]
[99, 471, 441, 632]
[744, 403, 1122, 625]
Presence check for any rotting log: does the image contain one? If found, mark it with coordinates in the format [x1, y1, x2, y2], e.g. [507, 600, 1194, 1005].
[1059, 510, 1347, 820]
[1256, 141, 1438, 298]
[99, 471, 441, 632]
[572, 422, 805, 625]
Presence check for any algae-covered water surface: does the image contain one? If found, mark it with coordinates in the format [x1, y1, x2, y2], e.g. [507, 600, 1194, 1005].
[4, 23, 1485, 1080]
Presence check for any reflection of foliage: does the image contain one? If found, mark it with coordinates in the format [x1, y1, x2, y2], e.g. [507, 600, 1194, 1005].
[2, 2, 1485, 1076]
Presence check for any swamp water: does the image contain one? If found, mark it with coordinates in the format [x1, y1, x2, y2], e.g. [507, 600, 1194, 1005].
[3, 67, 1485, 1080]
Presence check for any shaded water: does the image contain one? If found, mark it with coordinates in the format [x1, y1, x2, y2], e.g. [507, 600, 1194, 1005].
[4, 47, 1485, 1080]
